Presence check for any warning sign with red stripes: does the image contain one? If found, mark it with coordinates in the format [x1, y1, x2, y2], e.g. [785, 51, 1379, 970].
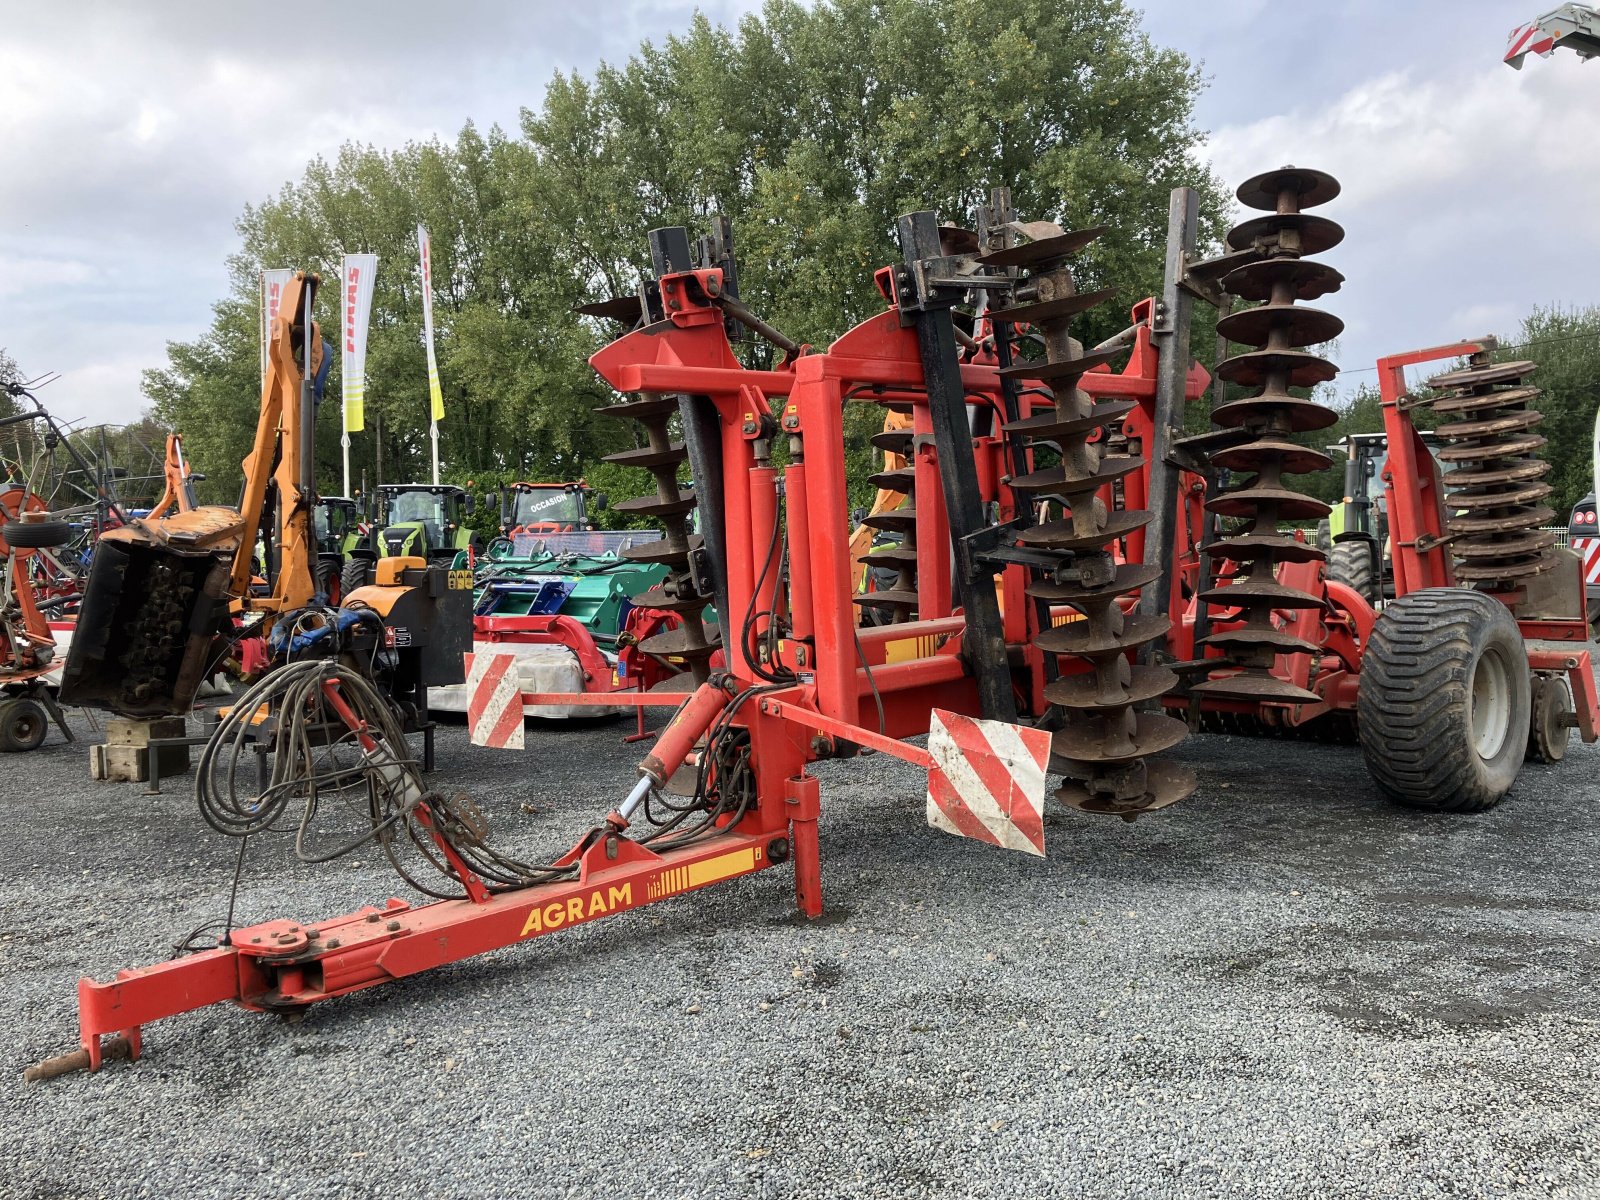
[1575, 536, 1600, 585]
[465, 651, 525, 750]
[925, 709, 1051, 857]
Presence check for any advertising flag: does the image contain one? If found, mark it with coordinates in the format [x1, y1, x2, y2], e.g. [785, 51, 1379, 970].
[340, 253, 377, 433]
[417, 226, 445, 423]
[259, 268, 294, 378]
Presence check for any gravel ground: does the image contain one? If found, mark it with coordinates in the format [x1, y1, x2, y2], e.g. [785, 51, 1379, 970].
[2, 699, 1598, 1200]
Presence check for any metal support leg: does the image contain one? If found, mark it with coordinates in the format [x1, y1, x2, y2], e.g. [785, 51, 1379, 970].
[896, 210, 1017, 723]
[1139, 188, 1200, 642]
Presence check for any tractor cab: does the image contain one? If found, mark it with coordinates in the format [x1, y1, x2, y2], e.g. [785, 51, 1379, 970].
[313, 496, 365, 557]
[371, 484, 479, 564]
[1326, 431, 1446, 542]
[500, 481, 607, 537]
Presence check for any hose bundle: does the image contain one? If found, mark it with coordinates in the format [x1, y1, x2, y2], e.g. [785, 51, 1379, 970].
[195, 657, 576, 899]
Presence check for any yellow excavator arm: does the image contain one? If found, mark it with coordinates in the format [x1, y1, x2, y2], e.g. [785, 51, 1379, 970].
[60, 270, 328, 716]
[228, 270, 325, 612]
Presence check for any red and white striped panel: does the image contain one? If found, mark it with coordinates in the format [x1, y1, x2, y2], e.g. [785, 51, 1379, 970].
[1575, 536, 1600, 585]
[464, 650, 525, 749]
[925, 709, 1052, 857]
[1505, 21, 1557, 65]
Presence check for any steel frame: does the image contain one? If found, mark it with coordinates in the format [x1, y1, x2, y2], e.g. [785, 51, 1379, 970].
[51, 256, 1203, 1075]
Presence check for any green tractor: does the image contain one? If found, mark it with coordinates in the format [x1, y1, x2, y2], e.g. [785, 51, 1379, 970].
[313, 496, 367, 601]
[1321, 431, 1446, 604]
[342, 483, 481, 595]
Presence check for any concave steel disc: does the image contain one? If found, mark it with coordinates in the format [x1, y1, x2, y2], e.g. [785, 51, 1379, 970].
[1235, 166, 1342, 212]
[978, 224, 1108, 268]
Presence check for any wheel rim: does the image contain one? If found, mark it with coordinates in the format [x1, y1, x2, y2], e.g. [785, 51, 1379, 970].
[1541, 679, 1573, 753]
[1470, 645, 1513, 760]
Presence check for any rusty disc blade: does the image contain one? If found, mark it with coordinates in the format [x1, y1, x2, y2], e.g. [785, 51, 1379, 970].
[637, 627, 716, 659]
[998, 345, 1124, 383]
[1019, 508, 1152, 551]
[576, 295, 646, 324]
[1209, 437, 1332, 476]
[614, 491, 698, 517]
[1059, 759, 1196, 818]
[1427, 360, 1538, 390]
[1191, 671, 1321, 704]
[1429, 385, 1542, 415]
[866, 545, 919, 570]
[1027, 562, 1162, 603]
[1044, 663, 1178, 711]
[622, 540, 692, 566]
[1217, 303, 1344, 349]
[1171, 427, 1254, 460]
[1004, 399, 1135, 440]
[1437, 433, 1546, 462]
[1199, 577, 1324, 610]
[1214, 348, 1339, 389]
[862, 505, 917, 533]
[1235, 166, 1341, 212]
[867, 468, 916, 492]
[1454, 529, 1555, 558]
[871, 429, 915, 454]
[632, 583, 708, 613]
[1447, 480, 1553, 509]
[1222, 258, 1344, 302]
[1036, 612, 1171, 657]
[1051, 711, 1190, 764]
[1448, 506, 1555, 534]
[1437, 410, 1543, 439]
[1455, 557, 1555, 581]
[1009, 455, 1146, 497]
[1201, 627, 1322, 656]
[1203, 531, 1325, 564]
[1210, 394, 1339, 435]
[854, 589, 919, 611]
[602, 442, 687, 470]
[938, 224, 979, 254]
[597, 395, 679, 420]
[990, 288, 1117, 328]
[1226, 213, 1345, 256]
[1206, 483, 1331, 522]
[1442, 460, 1549, 489]
[978, 224, 1108, 268]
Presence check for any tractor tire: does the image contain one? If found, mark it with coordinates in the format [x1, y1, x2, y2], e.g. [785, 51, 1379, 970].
[316, 559, 340, 605]
[1326, 540, 1377, 605]
[0, 697, 48, 752]
[340, 558, 370, 597]
[1527, 673, 1573, 764]
[3, 519, 72, 549]
[1357, 588, 1531, 812]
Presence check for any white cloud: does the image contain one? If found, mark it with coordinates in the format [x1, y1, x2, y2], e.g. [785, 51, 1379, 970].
[1205, 56, 1599, 391]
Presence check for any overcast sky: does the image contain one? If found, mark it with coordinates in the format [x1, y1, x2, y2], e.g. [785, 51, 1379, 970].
[1, 0, 1594, 428]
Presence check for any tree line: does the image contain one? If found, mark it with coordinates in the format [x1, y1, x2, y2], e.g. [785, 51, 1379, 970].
[141, 0, 1224, 513]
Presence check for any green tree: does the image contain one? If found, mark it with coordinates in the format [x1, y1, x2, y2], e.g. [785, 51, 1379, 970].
[0, 348, 23, 425]
[147, 0, 1225, 513]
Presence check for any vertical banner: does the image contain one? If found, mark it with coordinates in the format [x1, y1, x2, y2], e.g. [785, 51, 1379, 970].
[417, 225, 444, 484]
[340, 253, 378, 498]
[259, 268, 294, 379]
